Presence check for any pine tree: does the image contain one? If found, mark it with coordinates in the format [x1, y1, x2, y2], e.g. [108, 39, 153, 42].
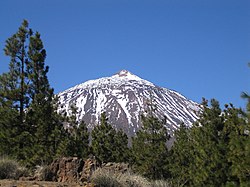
[0, 103, 19, 156]
[226, 100, 250, 185]
[24, 30, 56, 165]
[0, 20, 33, 162]
[112, 129, 130, 163]
[75, 120, 90, 158]
[0, 20, 66, 166]
[91, 112, 115, 163]
[168, 124, 193, 186]
[91, 112, 129, 164]
[60, 103, 90, 158]
[3, 20, 31, 123]
[131, 114, 169, 180]
[169, 99, 246, 186]
[188, 99, 229, 186]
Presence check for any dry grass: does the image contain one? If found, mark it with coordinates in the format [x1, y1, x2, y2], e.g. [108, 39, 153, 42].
[151, 180, 172, 187]
[0, 156, 29, 180]
[91, 168, 151, 187]
[0, 179, 84, 187]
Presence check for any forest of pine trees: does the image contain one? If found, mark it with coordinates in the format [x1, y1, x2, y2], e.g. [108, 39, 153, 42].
[0, 21, 249, 186]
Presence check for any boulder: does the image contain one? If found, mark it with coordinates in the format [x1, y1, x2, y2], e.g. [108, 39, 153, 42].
[49, 157, 84, 183]
[46, 157, 128, 184]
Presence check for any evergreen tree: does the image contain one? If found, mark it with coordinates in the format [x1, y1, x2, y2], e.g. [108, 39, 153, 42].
[91, 112, 129, 163]
[3, 20, 31, 123]
[131, 114, 169, 180]
[168, 124, 193, 186]
[0, 104, 19, 156]
[75, 120, 90, 158]
[0, 20, 66, 166]
[188, 99, 229, 186]
[24, 30, 57, 165]
[59, 103, 90, 158]
[0, 20, 33, 162]
[112, 129, 130, 163]
[226, 100, 250, 185]
[184, 99, 229, 186]
[169, 99, 250, 186]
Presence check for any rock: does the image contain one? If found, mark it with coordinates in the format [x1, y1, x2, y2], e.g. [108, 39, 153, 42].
[45, 157, 128, 184]
[101, 162, 129, 174]
[79, 158, 98, 182]
[48, 157, 84, 183]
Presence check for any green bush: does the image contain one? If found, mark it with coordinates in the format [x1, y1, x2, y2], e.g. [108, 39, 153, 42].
[0, 156, 28, 179]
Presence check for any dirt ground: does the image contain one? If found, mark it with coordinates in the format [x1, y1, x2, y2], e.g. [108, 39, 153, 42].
[0, 180, 91, 187]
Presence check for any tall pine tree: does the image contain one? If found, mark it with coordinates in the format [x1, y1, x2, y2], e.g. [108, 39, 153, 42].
[0, 20, 66, 166]
[131, 114, 170, 180]
[0, 20, 33, 162]
[3, 20, 31, 123]
[169, 98, 250, 186]
[56, 103, 90, 158]
[226, 98, 250, 185]
[168, 124, 193, 186]
[91, 112, 130, 164]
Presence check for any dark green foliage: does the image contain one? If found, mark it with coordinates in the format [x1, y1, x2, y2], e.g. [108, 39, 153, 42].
[189, 99, 229, 186]
[131, 115, 170, 180]
[112, 129, 130, 163]
[168, 124, 192, 186]
[0, 106, 20, 156]
[3, 19, 31, 123]
[225, 101, 250, 186]
[0, 20, 33, 162]
[0, 20, 67, 167]
[169, 99, 250, 186]
[56, 103, 90, 158]
[91, 112, 130, 163]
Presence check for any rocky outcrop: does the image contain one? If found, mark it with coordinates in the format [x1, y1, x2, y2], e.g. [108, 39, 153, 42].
[101, 162, 129, 174]
[43, 157, 130, 184]
[47, 157, 98, 184]
[79, 158, 97, 182]
[48, 157, 82, 182]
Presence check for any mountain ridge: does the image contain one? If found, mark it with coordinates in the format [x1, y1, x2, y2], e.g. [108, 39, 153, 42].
[58, 70, 201, 137]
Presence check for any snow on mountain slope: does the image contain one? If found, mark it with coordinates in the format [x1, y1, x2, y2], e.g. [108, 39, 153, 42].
[58, 70, 201, 137]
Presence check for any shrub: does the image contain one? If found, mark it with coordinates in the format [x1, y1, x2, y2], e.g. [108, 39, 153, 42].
[118, 172, 151, 187]
[34, 165, 54, 181]
[91, 168, 122, 187]
[0, 156, 28, 179]
[91, 168, 151, 187]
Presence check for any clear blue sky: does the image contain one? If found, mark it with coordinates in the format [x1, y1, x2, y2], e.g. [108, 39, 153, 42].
[0, 0, 249, 108]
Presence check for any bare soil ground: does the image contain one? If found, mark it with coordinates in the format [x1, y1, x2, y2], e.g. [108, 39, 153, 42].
[0, 180, 87, 187]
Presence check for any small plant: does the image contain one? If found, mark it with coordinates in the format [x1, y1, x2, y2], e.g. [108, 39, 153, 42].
[34, 165, 54, 181]
[118, 172, 151, 187]
[91, 168, 122, 187]
[91, 167, 151, 187]
[0, 156, 28, 179]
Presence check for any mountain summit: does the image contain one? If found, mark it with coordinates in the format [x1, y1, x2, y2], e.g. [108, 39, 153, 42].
[58, 70, 201, 137]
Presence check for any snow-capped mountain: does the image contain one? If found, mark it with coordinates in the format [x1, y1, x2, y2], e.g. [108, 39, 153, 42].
[58, 70, 201, 137]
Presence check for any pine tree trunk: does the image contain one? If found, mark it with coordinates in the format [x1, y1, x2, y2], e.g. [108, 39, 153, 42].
[20, 45, 25, 124]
